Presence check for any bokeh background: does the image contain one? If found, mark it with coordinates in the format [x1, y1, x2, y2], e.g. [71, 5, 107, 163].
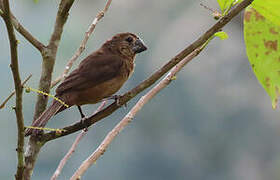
[1, 0, 280, 179]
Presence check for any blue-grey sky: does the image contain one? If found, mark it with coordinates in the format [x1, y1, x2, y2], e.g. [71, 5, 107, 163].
[1, 0, 280, 179]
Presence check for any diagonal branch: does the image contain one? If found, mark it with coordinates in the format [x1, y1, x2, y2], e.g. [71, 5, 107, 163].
[10, 13, 46, 52]
[70, 46, 203, 180]
[0, 4, 45, 52]
[51, 101, 107, 180]
[51, 0, 112, 88]
[1, 0, 25, 179]
[41, 0, 254, 142]
[0, 74, 32, 109]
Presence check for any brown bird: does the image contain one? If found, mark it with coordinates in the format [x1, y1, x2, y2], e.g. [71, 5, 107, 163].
[25, 32, 147, 136]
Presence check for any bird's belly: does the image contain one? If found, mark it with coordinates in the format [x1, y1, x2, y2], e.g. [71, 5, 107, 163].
[76, 75, 127, 105]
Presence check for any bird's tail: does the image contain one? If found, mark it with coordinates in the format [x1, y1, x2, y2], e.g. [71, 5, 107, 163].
[25, 100, 64, 136]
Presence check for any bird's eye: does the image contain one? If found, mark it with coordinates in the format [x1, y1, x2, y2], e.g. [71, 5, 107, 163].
[125, 37, 133, 43]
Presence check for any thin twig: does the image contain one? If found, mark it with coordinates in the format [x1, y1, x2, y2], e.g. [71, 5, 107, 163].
[51, 101, 107, 180]
[0, 74, 32, 109]
[2, 0, 25, 179]
[41, 0, 255, 142]
[200, 3, 222, 19]
[51, 0, 112, 88]
[70, 46, 204, 180]
[51, 131, 86, 180]
[200, 3, 217, 14]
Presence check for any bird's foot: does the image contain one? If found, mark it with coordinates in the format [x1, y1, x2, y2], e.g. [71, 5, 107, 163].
[105, 95, 123, 106]
[103, 95, 128, 108]
[80, 116, 88, 130]
[112, 95, 121, 106]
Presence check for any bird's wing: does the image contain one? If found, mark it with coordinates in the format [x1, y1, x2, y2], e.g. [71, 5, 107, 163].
[56, 53, 124, 95]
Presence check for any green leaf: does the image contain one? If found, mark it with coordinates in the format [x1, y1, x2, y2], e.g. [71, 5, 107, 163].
[217, 0, 234, 13]
[244, 7, 280, 108]
[252, 0, 280, 26]
[33, 0, 39, 3]
[214, 31, 229, 40]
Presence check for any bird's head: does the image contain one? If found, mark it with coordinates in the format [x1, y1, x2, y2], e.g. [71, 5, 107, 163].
[104, 32, 147, 58]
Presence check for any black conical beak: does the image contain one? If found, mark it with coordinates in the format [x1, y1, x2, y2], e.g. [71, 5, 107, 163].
[133, 38, 147, 54]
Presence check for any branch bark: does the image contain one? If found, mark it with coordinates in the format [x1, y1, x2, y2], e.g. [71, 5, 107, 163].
[41, 0, 254, 142]
[1, 0, 24, 179]
[33, 0, 75, 121]
[70, 46, 203, 180]
[24, 0, 75, 179]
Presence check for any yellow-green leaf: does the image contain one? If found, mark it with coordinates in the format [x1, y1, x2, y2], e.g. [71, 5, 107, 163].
[214, 31, 229, 40]
[244, 7, 280, 108]
[252, 0, 280, 26]
[217, 0, 234, 14]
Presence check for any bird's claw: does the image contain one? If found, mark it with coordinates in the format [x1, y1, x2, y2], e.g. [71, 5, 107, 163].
[104, 95, 122, 106]
[113, 95, 121, 106]
[80, 116, 88, 130]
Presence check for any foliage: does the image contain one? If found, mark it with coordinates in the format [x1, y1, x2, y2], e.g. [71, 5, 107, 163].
[214, 31, 229, 40]
[252, 0, 280, 26]
[244, 7, 280, 108]
[218, 0, 280, 108]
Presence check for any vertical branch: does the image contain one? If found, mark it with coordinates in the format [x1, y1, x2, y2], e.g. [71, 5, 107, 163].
[33, 0, 75, 120]
[2, 0, 24, 179]
[24, 0, 75, 179]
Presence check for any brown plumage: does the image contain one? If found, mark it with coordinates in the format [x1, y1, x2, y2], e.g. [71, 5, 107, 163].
[25, 32, 147, 136]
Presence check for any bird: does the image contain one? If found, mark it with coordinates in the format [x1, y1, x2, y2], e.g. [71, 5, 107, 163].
[25, 32, 147, 136]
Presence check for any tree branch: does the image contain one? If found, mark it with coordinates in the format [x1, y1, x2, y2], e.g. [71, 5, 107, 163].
[51, 0, 112, 88]
[1, 0, 24, 179]
[32, 0, 75, 121]
[0, 74, 32, 109]
[70, 46, 203, 180]
[24, 0, 75, 179]
[41, 0, 254, 142]
[0, 4, 45, 52]
[51, 101, 107, 180]
[10, 13, 46, 52]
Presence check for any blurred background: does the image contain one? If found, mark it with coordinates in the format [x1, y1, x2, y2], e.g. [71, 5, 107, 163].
[1, 0, 280, 179]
